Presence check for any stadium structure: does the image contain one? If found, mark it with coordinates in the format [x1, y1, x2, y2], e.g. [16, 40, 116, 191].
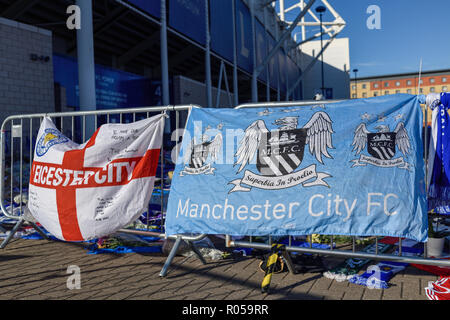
[0, 0, 350, 125]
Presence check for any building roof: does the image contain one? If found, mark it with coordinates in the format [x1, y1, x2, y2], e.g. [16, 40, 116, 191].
[351, 69, 450, 81]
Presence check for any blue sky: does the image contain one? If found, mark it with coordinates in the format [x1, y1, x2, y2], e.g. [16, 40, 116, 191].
[280, 0, 450, 77]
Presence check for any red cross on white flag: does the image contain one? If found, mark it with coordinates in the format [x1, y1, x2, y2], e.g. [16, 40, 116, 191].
[28, 114, 165, 241]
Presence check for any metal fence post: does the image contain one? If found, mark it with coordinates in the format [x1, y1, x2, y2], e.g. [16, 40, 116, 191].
[205, 0, 213, 107]
[76, 0, 96, 138]
[229, 0, 238, 107]
[251, 0, 258, 103]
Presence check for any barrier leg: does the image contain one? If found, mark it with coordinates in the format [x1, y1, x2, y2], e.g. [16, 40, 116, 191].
[281, 251, 297, 275]
[159, 236, 182, 277]
[188, 241, 207, 265]
[28, 221, 49, 240]
[0, 218, 24, 249]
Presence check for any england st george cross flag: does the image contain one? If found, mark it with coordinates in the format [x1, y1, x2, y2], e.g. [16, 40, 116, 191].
[165, 94, 428, 242]
[28, 114, 164, 241]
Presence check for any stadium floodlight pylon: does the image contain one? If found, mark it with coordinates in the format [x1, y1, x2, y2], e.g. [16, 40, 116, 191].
[251, 0, 317, 102]
[251, 0, 345, 102]
[277, 0, 346, 99]
[279, 0, 346, 46]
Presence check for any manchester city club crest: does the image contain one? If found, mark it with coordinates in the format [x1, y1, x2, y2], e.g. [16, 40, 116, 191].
[36, 128, 69, 157]
[180, 124, 223, 176]
[351, 121, 411, 170]
[229, 112, 334, 193]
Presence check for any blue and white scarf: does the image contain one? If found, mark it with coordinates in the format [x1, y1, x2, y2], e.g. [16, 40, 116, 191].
[428, 93, 450, 212]
[348, 240, 423, 289]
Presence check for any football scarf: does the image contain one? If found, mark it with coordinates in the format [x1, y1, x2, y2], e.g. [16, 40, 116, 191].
[323, 241, 391, 282]
[425, 277, 450, 300]
[431, 206, 450, 215]
[348, 261, 409, 289]
[411, 257, 450, 277]
[428, 93, 450, 211]
[348, 241, 423, 289]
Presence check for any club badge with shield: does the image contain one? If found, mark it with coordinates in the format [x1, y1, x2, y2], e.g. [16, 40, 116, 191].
[257, 118, 307, 177]
[180, 124, 223, 176]
[229, 112, 334, 193]
[351, 123, 411, 170]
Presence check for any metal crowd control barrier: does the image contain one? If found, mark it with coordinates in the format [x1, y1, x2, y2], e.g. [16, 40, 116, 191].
[0, 104, 207, 277]
[224, 99, 450, 269]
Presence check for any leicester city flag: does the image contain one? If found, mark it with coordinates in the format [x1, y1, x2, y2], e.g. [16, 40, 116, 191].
[165, 94, 428, 242]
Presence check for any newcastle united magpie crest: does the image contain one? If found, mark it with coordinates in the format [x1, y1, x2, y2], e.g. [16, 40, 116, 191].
[180, 124, 223, 176]
[351, 122, 411, 170]
[229, 112, 334, 193]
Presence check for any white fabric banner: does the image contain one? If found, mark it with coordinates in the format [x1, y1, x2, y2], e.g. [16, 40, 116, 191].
[28, 115, 165, 241]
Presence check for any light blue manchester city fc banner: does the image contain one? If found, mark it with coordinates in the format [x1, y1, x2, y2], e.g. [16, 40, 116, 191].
[165, 94, 428, 242]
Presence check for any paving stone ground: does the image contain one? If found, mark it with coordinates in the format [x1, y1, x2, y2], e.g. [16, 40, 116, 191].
[0, 238, 438, 300]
